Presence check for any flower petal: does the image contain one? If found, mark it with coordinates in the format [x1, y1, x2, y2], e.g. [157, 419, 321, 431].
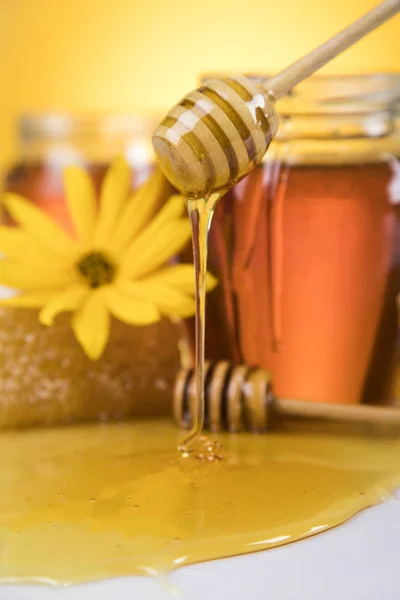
[39, 284, 88, 326]
[63, 166, 97, 245]
[0, 227, 67, 267]
[0, 227, 27, 258]
[107, 169, 171, 251]
[143, 264, 218, 294]
[148, 194, 186, 227]
[0, 259, 74, 290]
[0, 290, 54, 308]
[71, 291, 110, 360]
[104, 286, 160, 325]
[2, 193, 77, 258]
[93, 157, 132, 246]
[131, 193, 186, 240]
[119, 280, 196, 317]
[120, 219, 191, 279]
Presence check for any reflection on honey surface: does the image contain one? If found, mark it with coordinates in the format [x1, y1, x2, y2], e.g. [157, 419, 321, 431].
[0, 420, 399, 585]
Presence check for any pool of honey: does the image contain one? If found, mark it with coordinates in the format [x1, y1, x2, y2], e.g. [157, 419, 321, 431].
[0, 419, 399, 585]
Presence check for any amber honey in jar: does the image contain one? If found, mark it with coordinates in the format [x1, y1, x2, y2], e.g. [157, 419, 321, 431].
[206, 74, 400, 406]
[1, 114, 188, 428]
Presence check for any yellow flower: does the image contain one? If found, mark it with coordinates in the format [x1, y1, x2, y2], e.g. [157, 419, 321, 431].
[0, 158, 217, 360]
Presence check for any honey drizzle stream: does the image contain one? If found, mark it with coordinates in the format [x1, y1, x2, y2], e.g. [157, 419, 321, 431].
[180, 193, 220, 453]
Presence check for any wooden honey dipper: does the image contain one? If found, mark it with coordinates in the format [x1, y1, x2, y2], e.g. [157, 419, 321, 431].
[174, 363, 400, 433]
[153, 0, 399, 197]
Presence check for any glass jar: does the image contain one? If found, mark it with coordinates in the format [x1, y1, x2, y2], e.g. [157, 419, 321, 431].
[1, 114, 189, 428]
[206, 74, 400, 406]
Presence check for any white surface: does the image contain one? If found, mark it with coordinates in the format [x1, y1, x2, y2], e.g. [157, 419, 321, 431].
[1, 496, 400, 600]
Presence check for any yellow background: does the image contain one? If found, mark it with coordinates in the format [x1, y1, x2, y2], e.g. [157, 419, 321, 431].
[1, 0, 399, 165]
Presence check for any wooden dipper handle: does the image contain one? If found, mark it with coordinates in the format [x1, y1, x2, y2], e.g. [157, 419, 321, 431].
[275, 397, 400, 428]
[266, 0, 400, 99]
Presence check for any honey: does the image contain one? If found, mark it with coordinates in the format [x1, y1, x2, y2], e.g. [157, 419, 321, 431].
[208, 162, 400, 405]
[0, 420, 399, 584]
[182, 193, 221, 453]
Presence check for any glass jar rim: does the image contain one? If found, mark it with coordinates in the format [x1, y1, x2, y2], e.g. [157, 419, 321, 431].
[18, 113, 158, 143]
[200, 72, 400, 116]
[15, 113, 158, 168]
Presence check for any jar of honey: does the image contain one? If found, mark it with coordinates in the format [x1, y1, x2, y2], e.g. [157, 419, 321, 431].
[1, 114, 187, 428]
[4, 114, 157, 228]
[206, 74, 400, 406]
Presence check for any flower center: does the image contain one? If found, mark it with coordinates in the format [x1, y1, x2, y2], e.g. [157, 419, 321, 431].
[76, 252, 116, 289]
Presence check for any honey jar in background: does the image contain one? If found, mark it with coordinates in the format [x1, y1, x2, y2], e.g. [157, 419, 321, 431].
[4, 114, 157, 228]
[1, 114, 188, 428]
[205, 74, 400, 406]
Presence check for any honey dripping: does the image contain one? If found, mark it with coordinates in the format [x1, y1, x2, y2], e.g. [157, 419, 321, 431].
[180, 192, 222, 459]
[152, 77, 278, 457]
